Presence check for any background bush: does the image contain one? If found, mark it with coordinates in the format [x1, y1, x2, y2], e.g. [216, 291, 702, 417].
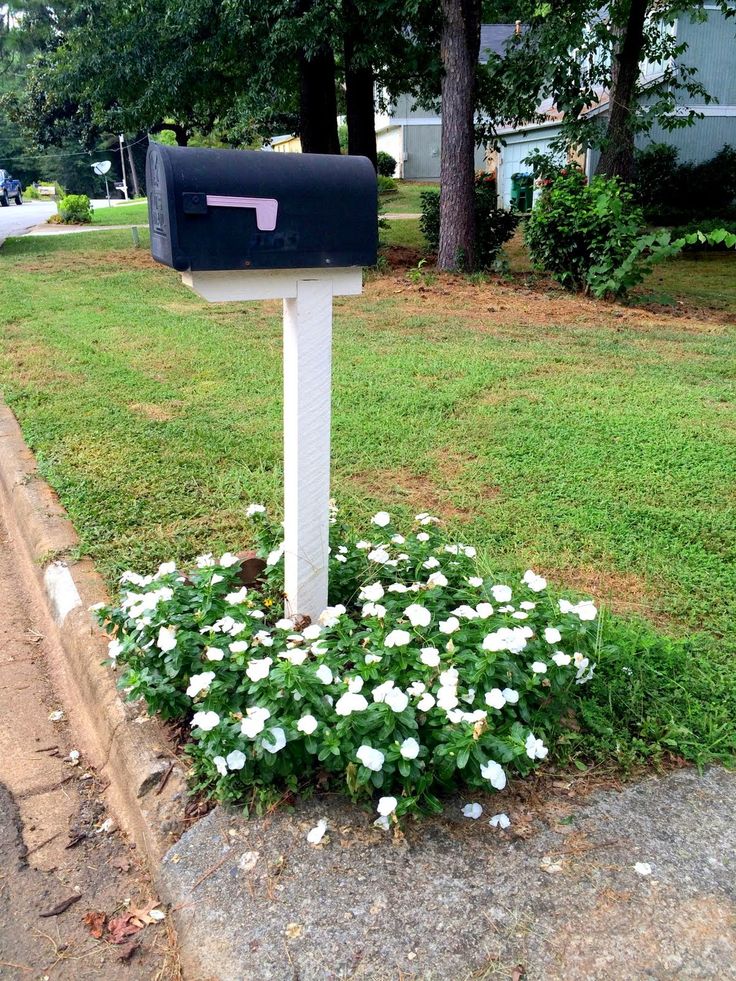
[420, 175, 519, 269]
[58, 193, 93, 224]
[672, 217, 736, 250]
[377, 175, 398, 194]
[376, 151, 397, 178]
[633, 143, 736, 225]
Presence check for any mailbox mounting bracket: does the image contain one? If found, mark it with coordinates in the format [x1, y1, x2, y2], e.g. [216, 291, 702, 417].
[181, 267, 363, 619]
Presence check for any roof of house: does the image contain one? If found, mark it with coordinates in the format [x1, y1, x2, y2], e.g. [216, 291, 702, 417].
[479, 23, 518, 63]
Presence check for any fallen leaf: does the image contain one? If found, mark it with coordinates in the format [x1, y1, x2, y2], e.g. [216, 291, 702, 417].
[83, 911, 107, 939]
[116, 941, 139, 962]
[512, 965, 525, 981]
[40, 894, 82, 917]
[107, 914, 143, 944]
[285, 923, 303, 939]
[111, 857, 131, 872]
[540, 856, 565, 874]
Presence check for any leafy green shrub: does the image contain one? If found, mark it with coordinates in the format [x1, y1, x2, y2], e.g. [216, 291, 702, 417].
[377, 175, 398, 194]
[525, 169, 643, 291]
[671, 217, 736, 250]
[58, 193, 93, 224]
[95, 506, 601, 819]
[376, 151, 397, 178]
[420, 175, 519, 269]
[24, 185, 41, 200]
[634, 143, 736, 224]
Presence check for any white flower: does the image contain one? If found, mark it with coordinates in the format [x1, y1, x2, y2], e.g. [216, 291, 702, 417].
[427, 571, 448, 588]
[356, 745, 384, 771]
[385, 687, 409, 712]
[191, 711, 220, 731]
[531, 661, 548, 674]
[501, 687, 519, 704]
[436, 686, 458, 711]
[282, 648, 308, 666]
[297, 714, 318, 735]
[246, 657, 272, 683]
[157, 626, 177, 652]
[404, 604, 431, 628]
[156, 561, 177, 577]
[373, 815, 390, 831]
[307, 819, 328, 844]
[205, 647, 225, 662]
[522, 569, 547, 592]
[576, 600, 598, 621]
[213, 756, 228, 776]
[416, 512, 439, 525]
[225, 587, 248, 605]
[463, 546, 477, 558]
[489, 812, 510, 829]
[420, 647, 441, 667]
[634, 862, 652, 876]
[359, 582, 385, 602]
[480, 760, 507, 790]
[253, 630, 273, 648]
[400, 737, 420, 759]
[196, 553, 215, 568]
[219, 552, 240, 568]
[377, 796, 397, 816]
[355, 540, 371, 550]
[416, 531, 430, 542]
[439, 617, 460, 635]
[407, 681, 426, 697]
[335, 692, 369, 716]
[315, 665, 333, 685]
[372, 511, 391, 527]
[276, 618, 295, 631]
[423, 557, 440, 570]
[485, 688, 506, 710]
[462, 802, 483, 820]
[417, 692, 436, 711]
[229, 640, 249, 654]
[482, 627, 529, 654]
[511, 611, 528, 620]
[299, 623, 320, 642]
[368, 547, 390, 563]
[544, 627, 562, 644]
[468, 576, 484, 588]
[240, 706, 270, 738]
[318, 605, 346, 627]
[266, 544, 284, 566]
[440, 667, 459, 686]
[552, 651, 572, 667]
[387, 583, 408, 593]
[246, 503, 266, 517]
[491, 584, 512, 603]
[372, 680, 394, 703]
[385, 629, 411, 648]
[348, 676, 364, 693]
[186, 671, 216, 698]
[226, 750, 246, 771]
[390, 534, 406, 544]
[475, 602, 494, 619]
[262, 727, 286, 753]
[525, 733, 548, 760]
[364, 653, 383, 664]
[363, 602, 387, 618]
[108, 639, 123, 660]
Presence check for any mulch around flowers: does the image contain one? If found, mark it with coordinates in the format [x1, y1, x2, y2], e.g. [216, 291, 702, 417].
[160, 766, 736, 981]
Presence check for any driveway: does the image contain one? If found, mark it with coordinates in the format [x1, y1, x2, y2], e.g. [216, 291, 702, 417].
[0, 199, 56, 246]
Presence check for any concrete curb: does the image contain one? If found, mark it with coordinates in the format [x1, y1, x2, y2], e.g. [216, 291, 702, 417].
[0, 402, 188, 865]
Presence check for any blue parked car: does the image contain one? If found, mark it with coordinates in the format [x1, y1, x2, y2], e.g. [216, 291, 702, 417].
[0, 169, 23, 206]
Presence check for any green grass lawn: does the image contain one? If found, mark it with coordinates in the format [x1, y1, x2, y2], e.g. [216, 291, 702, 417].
[1, 228, 735, 766]
[380, 217, 426, 251]
[380, 180, 437, 214]
[91, 200, 149, 225]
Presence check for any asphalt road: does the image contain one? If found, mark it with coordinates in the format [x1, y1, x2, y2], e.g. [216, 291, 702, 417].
[0, 198, 56, 245]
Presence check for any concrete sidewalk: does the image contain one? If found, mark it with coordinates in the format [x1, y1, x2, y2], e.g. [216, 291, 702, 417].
[161, 767, 736, 980]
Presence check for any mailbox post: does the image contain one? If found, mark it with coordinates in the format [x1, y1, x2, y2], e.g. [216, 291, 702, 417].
[146, 144, 377, 619]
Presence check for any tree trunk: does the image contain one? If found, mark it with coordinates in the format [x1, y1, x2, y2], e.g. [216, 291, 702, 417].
[298, 45, 341, 154]
[438, 0, 481, 271]
[344, 0, 377, 168]
[595, 0, 648, 182]
[126, 143, 140, 197]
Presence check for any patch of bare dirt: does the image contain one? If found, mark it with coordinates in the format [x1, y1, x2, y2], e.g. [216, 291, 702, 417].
[348, 466, 472, 520]
[541, 565, 663, 623]
[127, 401, 184, 423]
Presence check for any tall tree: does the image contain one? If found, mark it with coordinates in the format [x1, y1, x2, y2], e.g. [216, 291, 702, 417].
[437, 0, 481, 271]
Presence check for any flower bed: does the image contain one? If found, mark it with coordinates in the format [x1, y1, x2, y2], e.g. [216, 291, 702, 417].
[95, 507, 599, 823]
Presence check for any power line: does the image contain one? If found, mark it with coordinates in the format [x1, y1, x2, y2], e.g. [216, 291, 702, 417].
[0, 132, 150, 164]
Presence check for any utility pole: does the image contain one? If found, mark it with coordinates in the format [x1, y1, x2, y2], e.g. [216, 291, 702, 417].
[118, 134, 129, 200]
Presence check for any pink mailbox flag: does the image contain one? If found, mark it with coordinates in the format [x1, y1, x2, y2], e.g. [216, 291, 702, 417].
[205, 195, 278, 231]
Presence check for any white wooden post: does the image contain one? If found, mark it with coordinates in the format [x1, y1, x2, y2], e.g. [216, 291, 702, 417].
[283, 278, 333, 619]
[181, 267, 362, 621]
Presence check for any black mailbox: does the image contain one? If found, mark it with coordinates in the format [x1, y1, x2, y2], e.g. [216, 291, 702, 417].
[146, 144, 377, 273]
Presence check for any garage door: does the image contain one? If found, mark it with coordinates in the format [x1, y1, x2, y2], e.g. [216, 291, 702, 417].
[498, 132, 559, 208]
